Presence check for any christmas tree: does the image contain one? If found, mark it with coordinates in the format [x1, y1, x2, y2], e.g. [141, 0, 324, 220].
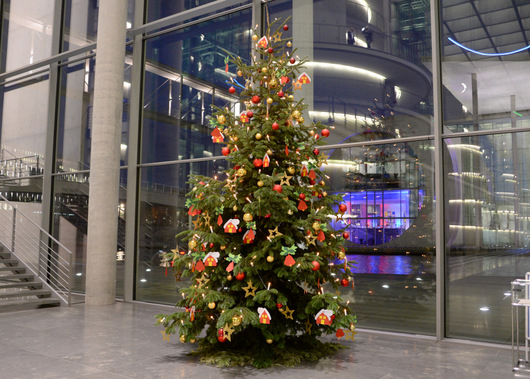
[156, 17, 357, 368]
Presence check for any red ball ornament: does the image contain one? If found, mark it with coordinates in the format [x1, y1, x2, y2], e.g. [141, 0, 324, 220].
[339, 204, 347, 213]
[229, 86, 236, 94]
[218, 328, 227, 343]
[247, 110, 254, 118]
[209, 242, 214, 248]
[315, 134, 320, 140]
[341, 278, 349, 287]
[253, 158, 263, 167]
[276, 303, 283, 309]
[321, 128, 330, 137]
[278, 90, 285, 98]
[272, 122, 280, 130]
[283, 24, 289, 31]
[268, 47, 274, 54]
[222, 147, 230, 156]
[318, 194, 322, 199]
[313, 148, 320, 156]
[290, 57, 295, 64]
[273, 184, 283, 193]
[235, 272, 245, 281]
[311, 261, 320, 271]
[299, 193, 306, 200]
[309, 179, 316, 185]
[343, 232, 350, 239]
[251, 95, 260, 104]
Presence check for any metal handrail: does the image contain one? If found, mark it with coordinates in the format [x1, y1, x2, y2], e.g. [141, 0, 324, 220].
[0, 193, 74, 305]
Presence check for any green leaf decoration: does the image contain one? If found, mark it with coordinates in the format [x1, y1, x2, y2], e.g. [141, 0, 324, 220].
[280, 245, 297, 256]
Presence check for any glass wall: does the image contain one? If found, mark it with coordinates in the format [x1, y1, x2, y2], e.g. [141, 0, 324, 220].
[2, 0, 530, 343]
[441, 1, 530, 342]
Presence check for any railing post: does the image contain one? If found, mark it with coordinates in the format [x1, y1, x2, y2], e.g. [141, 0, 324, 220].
[68, 251, 73, 306]
[11, 207, 16, 253]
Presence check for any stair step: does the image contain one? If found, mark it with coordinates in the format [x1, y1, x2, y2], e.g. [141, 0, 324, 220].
[0, 251, 10, 259]
[0, 297, 61, 312]
[0, 289, 52, 299]
[0, 259, 19, 266]
[0, 274, 33, 281]
[0, 281, 42, 290]
[0, 266, 26, 274]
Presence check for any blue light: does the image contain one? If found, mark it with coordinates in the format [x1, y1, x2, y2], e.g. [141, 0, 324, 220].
[448, 37, 530, 57]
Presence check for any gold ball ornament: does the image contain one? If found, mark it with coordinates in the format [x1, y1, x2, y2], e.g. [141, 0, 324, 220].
[287, 166, 295, 174]
[227, 274, 233, 281]
[190, 338, 196, 343]
[255, 133, 262, 140]
[180, 335, 186, 343]
[350, 323, 356, 332]
[267, 149, 273, 155]
[252, 35, 258, 41]
[266, 339, 273, 344]
[288, 209, 293, 215]
[233, 205, 238, 211]
[288, 95, 294, 101]
[267, 97, 273, 104]
[323, 191, 328, 197]
[320, 180, 326, 186]
[292, 110, 301, 119]
[221, 245, 226, 250]
[243, 213, 253, 222]
[309, 130, 315, 136]
[232, 316, 241, 326]
[312, 222, 321, 231]
[237, 168, 247, 177]
[188, 240, 198, 249]
[237, 70, 243, 76]
[233, 136, 239, 141]
[217, 115, 226, 124]
[338, 251, 346, 260]
[269, 78, 278, 88]
[298, 117, 304, 124]
[267, 255, 274, 262]
[257, 180, 264, 187]
[287, 41, 292, 47]
[208, 302, 216, 309]
[262, 67, 268, 73]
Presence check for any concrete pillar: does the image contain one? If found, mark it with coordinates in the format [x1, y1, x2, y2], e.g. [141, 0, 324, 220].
[293, 0, 313, 120]
[85, 0, 128, 305]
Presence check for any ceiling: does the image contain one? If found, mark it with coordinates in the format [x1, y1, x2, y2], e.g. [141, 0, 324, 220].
[442, 0, 530, 61]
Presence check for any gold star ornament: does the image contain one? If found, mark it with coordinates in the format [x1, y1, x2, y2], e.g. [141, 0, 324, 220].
[268, 226, 283, 239]
[280, 305, 294, 320]
[242, 280, 258, 297]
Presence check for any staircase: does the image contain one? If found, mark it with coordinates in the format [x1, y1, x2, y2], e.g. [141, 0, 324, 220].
[0, 247, 60, 311]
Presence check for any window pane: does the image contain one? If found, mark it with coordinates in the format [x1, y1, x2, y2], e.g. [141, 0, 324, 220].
[441, 2, 530, 133]
[0, 73, 49, 169]
[326, 140, 435, 334]
[2, 0, 54, 72]
[57, 54, 132, 172]
[141, 9, 250, 163]
[445, 132, 530, 342]
[53, 173, 90, 293]
[136, 160, 228, 303]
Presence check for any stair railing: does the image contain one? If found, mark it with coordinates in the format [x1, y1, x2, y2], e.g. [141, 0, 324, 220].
[0, 193, 74, 305]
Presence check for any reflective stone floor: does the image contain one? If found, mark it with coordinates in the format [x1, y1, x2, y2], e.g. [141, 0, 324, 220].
[0, 301, 523, 378]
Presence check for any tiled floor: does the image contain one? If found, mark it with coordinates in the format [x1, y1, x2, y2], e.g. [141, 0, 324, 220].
[0, 301, 522, 378]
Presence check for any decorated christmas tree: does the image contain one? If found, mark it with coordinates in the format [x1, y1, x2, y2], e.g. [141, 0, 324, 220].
[157, 16, 357, 368]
